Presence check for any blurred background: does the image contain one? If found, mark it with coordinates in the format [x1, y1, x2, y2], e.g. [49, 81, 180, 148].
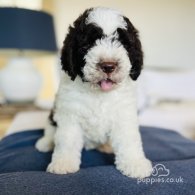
[0, 0, 195, 139]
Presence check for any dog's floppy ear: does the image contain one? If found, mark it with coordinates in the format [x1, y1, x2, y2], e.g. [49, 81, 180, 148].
[61, 26, 76, 80]
[60, 9, 92, 80]
[117, 17, 143, 80]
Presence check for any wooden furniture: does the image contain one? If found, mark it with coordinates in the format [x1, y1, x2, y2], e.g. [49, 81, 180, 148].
[0, 103, 45, 138]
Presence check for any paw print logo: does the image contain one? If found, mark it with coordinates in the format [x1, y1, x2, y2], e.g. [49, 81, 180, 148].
[152, 164, 170, 177]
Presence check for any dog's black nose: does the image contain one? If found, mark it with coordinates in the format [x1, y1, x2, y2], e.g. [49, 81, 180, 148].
[99, 62, 117, 74]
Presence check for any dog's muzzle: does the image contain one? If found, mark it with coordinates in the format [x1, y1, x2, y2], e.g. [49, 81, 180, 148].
[97, 61, 117, 91]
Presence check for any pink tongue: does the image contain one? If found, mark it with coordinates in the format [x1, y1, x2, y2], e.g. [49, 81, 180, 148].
[100, 80, 113, 91]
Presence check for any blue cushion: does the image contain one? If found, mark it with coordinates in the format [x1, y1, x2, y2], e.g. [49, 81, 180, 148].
[0, 126, 195, 195]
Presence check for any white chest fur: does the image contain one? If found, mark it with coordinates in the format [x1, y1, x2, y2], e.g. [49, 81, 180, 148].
[55, 74, 137, 147]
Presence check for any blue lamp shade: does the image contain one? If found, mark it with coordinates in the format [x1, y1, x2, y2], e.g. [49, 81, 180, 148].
[0, 7, 57, 53]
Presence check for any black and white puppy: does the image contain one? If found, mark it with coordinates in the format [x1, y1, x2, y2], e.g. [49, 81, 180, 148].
[36, 7, 152, 178]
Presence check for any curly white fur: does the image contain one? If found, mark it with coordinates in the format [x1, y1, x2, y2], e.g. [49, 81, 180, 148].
[86, 7, 127, 35]
[83, 37, 130, 87]
[36, 7, 152, 178]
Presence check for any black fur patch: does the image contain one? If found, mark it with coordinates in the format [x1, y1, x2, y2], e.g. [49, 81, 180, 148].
[61, 8, 103, 81]
[49, 110, 57, 127]
[117, 17, 143, 80]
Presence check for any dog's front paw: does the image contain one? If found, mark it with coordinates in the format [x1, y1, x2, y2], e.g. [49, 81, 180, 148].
[116, 158, 153, 178]
[35, 137, 54, 152]
[47, 157, 80, 174]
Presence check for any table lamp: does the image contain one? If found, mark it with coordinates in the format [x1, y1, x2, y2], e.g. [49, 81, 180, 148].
[0, 7, 57, 103]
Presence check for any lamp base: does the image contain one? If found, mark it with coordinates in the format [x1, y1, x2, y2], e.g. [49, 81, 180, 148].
[0, 57, 42, 103]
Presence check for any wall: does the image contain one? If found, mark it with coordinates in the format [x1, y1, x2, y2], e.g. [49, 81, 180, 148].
[54, 0, 195, 68]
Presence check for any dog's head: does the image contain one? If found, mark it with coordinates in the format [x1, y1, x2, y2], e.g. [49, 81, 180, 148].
[61, 7, 143, 91]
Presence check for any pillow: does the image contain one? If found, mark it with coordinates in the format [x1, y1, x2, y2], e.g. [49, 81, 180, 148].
[140, 69, 195, 103]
